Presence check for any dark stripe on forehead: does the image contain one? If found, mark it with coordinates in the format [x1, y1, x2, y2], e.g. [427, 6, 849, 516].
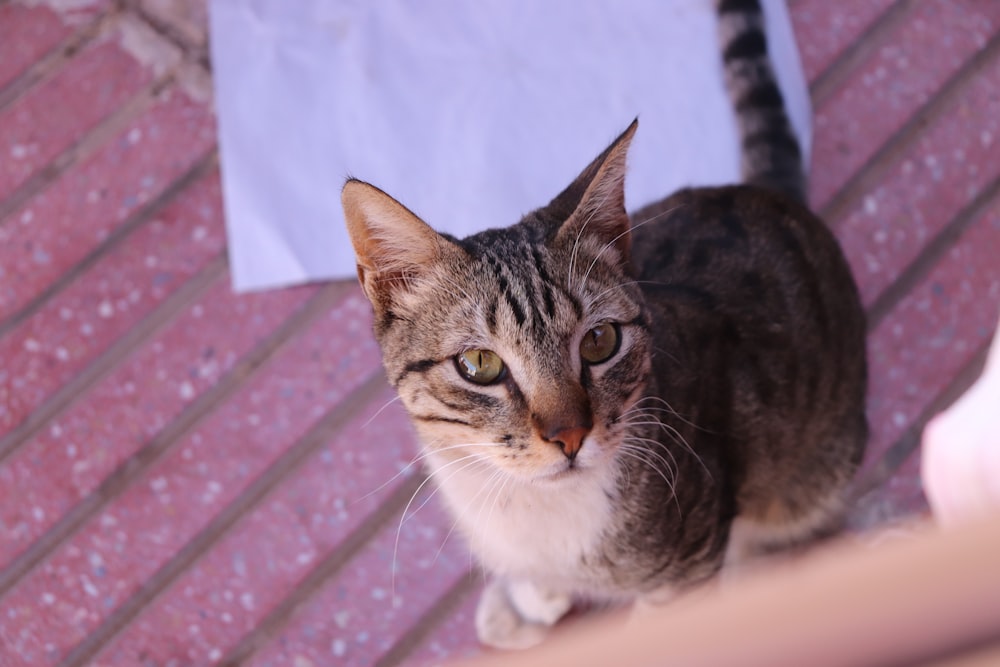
[486, 295, 499, 335]
[485, 252, 528, 328]
[531, 246, 558, 320]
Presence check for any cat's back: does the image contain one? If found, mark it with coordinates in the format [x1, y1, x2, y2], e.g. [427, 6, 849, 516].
[630, 185, 863, 343]
[630, 184, 867, 534]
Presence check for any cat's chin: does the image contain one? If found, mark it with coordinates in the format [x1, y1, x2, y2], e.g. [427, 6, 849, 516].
[534, 462, 589, 484]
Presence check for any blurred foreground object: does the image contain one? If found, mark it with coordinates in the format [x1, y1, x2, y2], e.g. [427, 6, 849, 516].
[453, 515, 1000, 667]
[922, 315, 1000, 525]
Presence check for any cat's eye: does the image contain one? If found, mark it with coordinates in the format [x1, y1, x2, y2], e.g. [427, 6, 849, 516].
[580, 323, 621, 365]
[456, 349, 506, 385]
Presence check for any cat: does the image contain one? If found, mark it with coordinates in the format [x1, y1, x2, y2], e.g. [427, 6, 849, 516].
[341, 0, 867, 650]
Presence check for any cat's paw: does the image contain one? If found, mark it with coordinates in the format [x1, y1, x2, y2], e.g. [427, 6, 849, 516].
[506, 579, 573, 625]
[475, 579, 572, 650]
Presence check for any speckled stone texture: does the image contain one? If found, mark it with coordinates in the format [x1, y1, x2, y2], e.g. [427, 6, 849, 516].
[810, 0, 1000, 208]
[1, 1, 999, 665]
[0, 87, 215, 321]
[0, 20, 157, 201]
[0, 172, 226, 439]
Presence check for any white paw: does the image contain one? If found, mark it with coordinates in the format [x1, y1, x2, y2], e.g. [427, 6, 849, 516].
[475, 579, 571, 650]
[506, 579, 573, 625]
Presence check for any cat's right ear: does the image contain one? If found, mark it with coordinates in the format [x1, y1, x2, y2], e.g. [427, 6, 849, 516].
[341, 179, 447, 310]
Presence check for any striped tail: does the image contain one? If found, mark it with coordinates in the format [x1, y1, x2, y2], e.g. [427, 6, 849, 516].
[717, 0, 807, 203]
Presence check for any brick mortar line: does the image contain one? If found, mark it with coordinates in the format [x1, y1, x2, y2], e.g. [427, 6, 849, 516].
[0, 70, 179, 226]
[0, 250, 226, 467]
[0, 148, 218, 339]
[121, 0, 209, 66]
[0, 152, 218, 457]
[807, 0, 913, 108]
[0, 279, 352, 597]
[57, 367, 395, 667]
[375, 573, 480, 667]
[0, 8, 115, 112]
[866, 173, 1000, 333]
[819, 28, 1000, 226]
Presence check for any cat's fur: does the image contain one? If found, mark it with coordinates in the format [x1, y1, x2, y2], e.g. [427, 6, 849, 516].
[342, 0, 867, 649]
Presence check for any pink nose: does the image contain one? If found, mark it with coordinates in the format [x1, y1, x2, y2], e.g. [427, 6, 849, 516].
[545, 426, 589, 461]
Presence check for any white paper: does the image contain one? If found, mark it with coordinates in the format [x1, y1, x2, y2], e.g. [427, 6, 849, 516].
[209, 0, 811, 292]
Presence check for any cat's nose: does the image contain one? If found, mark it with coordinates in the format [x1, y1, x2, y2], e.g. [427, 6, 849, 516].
[546, 426, 590, 461]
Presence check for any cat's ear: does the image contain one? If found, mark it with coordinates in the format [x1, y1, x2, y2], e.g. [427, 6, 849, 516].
[342, 179, 450, 309]
[550, 119, 637, 261]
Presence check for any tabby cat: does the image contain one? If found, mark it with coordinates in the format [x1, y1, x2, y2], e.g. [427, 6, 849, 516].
[342, 0, 867, 649]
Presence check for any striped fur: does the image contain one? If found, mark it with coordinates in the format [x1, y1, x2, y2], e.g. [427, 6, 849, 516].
[718, 0, 806, 202]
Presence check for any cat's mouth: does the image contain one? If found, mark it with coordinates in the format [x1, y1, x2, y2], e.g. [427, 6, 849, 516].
[537, 459, 587, 483]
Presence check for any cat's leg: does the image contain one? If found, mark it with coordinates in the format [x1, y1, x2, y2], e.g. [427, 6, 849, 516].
[475, 578, 572, 649]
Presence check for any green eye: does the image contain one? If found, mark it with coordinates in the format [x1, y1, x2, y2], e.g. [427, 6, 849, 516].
[456, 349, 506, 385]
[580, 323, 621, 364]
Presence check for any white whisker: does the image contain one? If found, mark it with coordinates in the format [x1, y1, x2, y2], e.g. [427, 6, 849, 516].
[391, 452, 490, 599]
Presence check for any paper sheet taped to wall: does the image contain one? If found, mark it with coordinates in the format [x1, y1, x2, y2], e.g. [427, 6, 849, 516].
[209, 0, 810, 292]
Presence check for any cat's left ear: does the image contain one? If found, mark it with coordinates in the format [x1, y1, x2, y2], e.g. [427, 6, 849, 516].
[550, 119, 637, 261]
[341, 179, 453, 312]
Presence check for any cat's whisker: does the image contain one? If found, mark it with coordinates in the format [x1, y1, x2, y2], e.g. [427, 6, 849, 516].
[353, 441, 500, 506]
[619, 396, 718, 433]
[391, 453, 490, 600]
[628, 395, 713, 433]
[433, 467, 506, 566]
[468, 466, 514, 575]
[621, 434, 681, 478]
[617, 443, 682, 515]
[362, 393, 405, 428]
[622, 415, 714, 483]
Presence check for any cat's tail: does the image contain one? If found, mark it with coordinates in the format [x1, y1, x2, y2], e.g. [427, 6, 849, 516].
[716, 0, 806, 203]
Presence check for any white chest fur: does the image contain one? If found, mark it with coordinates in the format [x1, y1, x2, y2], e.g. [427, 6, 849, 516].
[426, 454, 617, 592]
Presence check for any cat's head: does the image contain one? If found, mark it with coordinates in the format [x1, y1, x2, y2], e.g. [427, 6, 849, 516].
[343, 120, 651, 484]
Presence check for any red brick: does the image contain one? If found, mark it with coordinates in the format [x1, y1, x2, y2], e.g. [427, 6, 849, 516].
[0, 86, 215, 322]
[93, 390, 420, 666]
[245, 498, 471, 667]
[0, 291, 382, 666]
[0, 22, 154, 201]
[810, 0, 1000, 208]
[790, 0, 896, 83]
[0, 173, 226, 440]
[0, 280, 317, 570]
[0, 4, 71, 90]
[865, 199, 1000, 463]
[835, 47, 1000, 306]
